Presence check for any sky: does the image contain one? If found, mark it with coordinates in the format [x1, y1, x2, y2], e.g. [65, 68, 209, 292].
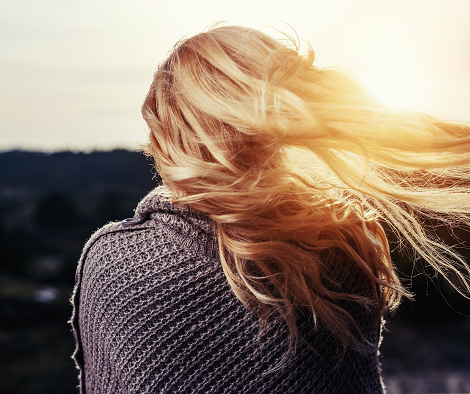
[1, 0, 469, 152]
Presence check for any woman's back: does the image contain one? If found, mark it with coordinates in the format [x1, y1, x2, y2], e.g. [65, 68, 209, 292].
[72, 187, 384, 394]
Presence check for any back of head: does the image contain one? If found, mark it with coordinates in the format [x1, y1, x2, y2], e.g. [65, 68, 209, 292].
[142, 25, 305, 192]
[142, 24, 470, 350]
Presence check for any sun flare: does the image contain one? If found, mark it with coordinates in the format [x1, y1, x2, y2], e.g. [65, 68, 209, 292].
[362, 46, 423, 110]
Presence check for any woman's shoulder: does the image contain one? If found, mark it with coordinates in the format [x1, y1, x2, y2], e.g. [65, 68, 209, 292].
[75, 186, 220, 299]
[75, 194, 224, 321]
[82, 185, 217, 262]
[71, 188, 229, 392]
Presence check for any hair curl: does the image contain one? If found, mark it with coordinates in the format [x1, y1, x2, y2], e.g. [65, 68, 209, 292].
[142, 24, 470, 350]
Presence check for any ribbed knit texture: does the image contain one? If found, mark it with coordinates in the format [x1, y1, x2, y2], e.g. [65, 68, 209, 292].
[71, 186, 385, 393]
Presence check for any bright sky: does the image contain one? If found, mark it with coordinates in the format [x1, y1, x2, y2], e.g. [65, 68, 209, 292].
[1, 0, 469, 152]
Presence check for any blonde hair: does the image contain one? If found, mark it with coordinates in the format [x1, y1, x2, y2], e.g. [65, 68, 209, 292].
[142, 25, 470, 350]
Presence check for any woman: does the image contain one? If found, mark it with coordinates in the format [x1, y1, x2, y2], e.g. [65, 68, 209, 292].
[71, 25, 470, 393]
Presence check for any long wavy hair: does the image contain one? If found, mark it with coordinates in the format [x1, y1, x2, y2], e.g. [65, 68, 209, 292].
[142, 24, 470, 350]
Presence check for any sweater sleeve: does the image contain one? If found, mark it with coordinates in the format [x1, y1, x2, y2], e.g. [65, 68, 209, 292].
[70, 221, 126, 394]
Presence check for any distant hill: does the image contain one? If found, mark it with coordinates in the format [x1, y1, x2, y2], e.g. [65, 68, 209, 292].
[0, 150, 160, 193]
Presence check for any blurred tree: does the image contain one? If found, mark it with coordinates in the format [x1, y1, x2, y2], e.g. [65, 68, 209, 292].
[34, 193, 78, 228]
[391, 247, 470, 325]
[98, 192, 126, 223]
[0, 228, 27, 275]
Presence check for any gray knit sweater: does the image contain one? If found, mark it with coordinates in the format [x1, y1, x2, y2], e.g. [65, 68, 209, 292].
[71, 186, 385, 393]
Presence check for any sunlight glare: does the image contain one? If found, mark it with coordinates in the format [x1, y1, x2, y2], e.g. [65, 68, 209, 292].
[363, 46, 423, 110]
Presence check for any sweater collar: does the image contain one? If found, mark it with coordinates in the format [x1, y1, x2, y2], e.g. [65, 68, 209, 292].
[134, 185, 218, 247]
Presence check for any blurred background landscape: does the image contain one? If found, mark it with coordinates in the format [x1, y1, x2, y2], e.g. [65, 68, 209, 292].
[0, 149, 469, 394]
[0, 150, 158, 393]
[1, 0, 470, 392]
